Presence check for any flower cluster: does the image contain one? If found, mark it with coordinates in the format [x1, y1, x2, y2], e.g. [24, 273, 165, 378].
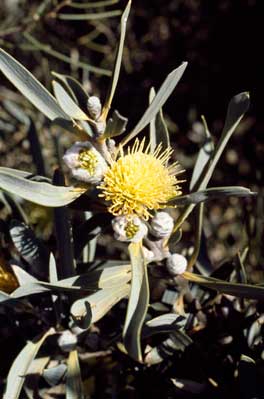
[63, 136, 187, 274]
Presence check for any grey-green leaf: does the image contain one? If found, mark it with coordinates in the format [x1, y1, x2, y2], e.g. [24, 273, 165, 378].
[149, 87, 170, 153]
[0, 167, 85, 207]
[66, 350, 84, 399]
[0, 47, 70, 121]
[102, 1, 131, 118]
[183, 271, 264, 300]
[53, 81, 89, 120]
[169, 186, 256, 206]
[123, 243, 149, 362]
[4, 329, 54, 399]
[121, 62, 188, 146]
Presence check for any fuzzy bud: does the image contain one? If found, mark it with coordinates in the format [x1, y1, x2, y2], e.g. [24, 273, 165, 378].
[63, 141, 107, 184]
[142, 246, 155, 263]
[87, 96, 102, 120]
[112, 216, 148, 243]
[166, 253, 187, 275]
[150, 212, 174, 238]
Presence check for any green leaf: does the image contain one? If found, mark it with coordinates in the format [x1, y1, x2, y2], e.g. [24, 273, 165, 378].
[173, 92, 250, 232]
[121, 62, 188, 146]
[183, 271, 264, 300]
[149, 87, 170, 153]
[52, 81, 89, 121]
[71, 284, 130, 329]
[123, 242, 149, 362]
[0, 47, 69, 121]
[169, 186, 256, 206]
[3, 328, 54, 399]
[66, 350, 84, 399]
[102, 1, 131, 119]
[0, 167, 85, 207]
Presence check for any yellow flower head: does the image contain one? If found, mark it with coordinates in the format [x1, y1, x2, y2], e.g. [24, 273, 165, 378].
[98, 138, 184, 220]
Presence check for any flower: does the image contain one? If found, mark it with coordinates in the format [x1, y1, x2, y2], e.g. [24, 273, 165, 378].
[98, 138, 183, 220]
[166, 253, 188, 275]
[150, 211, 174, 238]
[63, 141, 107, 184]
[112, 215, 148, 243]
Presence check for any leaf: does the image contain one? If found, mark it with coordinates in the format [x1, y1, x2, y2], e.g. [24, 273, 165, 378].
[173, 92, 250, 232]
[168, 186, 256, 206]
[52, 81, 89, 121]
[3, 328, 54, 399]
[69, 0, 120, 9]
[183, 271, 264, 300]
[144, 330, 192, 365]
[10, 220, 50, 279]
[190, 115, 214, 190]
[27, 118, 46, 176]
[121, 62, 188, 146]
[52, 72, 89, 111]
[104, 110, 128, 138]
[123, 242, 149, 362]
[0, 47, 69, 121]
[142, 314, 186, 338]
[66, 350, 84, 399]
[57, 9, 122, 20]
[53, 169, 76, 279]
[71, 284, 129, 329]
[0, 167, 85, 207]
[149, 87, 170, 153]
[102, 1, 131, 119]
[73, 212, 112, 258]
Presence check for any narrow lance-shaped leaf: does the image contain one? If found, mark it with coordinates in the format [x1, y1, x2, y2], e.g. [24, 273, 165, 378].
[0, 47, 70, 121]
[190, 115, 214, 190]
[52, 71, 89, 111]
[57, 9, 122, 20]
[4, 328, 54, 399]
[149, 87, 170, 153]
[0, 167, 86, 207]
[168, 186, 256, 206]
[52, 81, 89, 121]
[123, 242, 149, 362]
[102, 1, 131, 119]
[71, 284, 130, 329]
[183, 271, 264, 300]
[173, 92, 250, 232]
[66, 350, 84, 399]
[121, 62, 188, 147]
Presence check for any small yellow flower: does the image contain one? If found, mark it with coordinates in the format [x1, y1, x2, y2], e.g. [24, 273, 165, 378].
[98, 138, 184, 220]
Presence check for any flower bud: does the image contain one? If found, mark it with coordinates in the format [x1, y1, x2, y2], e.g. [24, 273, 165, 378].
[63, 141, 107, 184]
[112, 216, 148, 243]
[166, 253, 187, 275]
[142, 246, 155, 262]
[150, 212, 174, 238]
[58, 330, 77, 352]
[87, 96, 102, 120]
